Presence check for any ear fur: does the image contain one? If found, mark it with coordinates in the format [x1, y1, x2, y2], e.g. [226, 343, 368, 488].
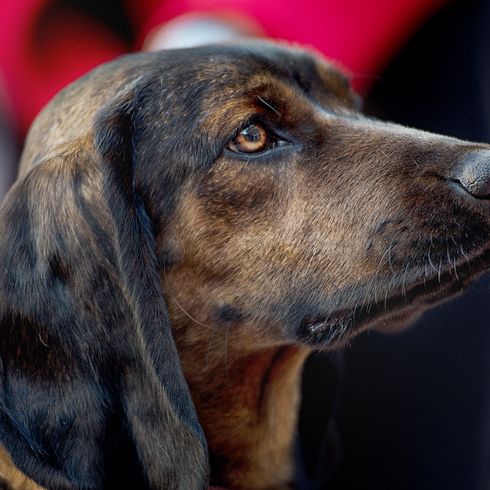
[0, 78, 209, 489]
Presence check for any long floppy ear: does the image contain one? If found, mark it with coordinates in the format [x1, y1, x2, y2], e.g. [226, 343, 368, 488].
[0, 79, 208, 489]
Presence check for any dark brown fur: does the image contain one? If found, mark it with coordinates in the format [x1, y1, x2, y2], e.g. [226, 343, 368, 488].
[0, 41, 489, 489]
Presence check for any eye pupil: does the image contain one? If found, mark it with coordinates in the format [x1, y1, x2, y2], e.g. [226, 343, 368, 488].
[228, 124, 269, 153]
[242, 125, 263, 142]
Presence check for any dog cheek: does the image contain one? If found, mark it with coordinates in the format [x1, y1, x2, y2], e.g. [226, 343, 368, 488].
[196, 162, 284, 227]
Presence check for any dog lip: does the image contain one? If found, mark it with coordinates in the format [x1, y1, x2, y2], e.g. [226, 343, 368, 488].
[299, 309, 354, 344]
[297, 278, 453, 346]
[358, 263, 485, 329]
[298, 246, 490, 346]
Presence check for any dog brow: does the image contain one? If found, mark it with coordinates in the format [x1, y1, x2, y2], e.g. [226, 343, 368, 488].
[257, 96, 281, 116]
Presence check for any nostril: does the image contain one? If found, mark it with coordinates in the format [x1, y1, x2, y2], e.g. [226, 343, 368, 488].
[454, 150, 490, 199]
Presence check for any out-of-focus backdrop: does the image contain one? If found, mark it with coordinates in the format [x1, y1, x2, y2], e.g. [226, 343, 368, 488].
[1, 1, 489, 489]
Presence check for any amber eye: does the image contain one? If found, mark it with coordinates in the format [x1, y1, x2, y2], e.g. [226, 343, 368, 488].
[228, 124, 269, 153]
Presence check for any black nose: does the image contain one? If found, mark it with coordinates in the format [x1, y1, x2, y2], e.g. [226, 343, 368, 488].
[454, 150, 490, 198]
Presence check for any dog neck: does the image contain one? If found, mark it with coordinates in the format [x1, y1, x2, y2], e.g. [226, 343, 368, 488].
[183, 343, 310, 489]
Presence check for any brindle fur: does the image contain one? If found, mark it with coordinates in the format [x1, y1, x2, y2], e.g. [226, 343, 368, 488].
[0, 41, 489, 489]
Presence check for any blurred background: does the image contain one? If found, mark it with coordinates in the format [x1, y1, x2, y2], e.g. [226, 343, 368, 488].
[1, 0, 489, 489]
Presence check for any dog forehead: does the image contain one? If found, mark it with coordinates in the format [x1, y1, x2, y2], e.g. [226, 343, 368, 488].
[143, 42, 355, 132]
[174, 42, 352, 101]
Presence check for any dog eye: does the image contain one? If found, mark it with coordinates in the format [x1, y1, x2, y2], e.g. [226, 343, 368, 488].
[228, 124, 279, 154]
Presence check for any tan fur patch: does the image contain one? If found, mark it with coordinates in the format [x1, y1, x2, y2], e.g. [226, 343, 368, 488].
[0, 447, 45, 490]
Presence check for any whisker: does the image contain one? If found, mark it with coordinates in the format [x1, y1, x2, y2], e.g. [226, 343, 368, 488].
[224, 325, 230, 371]
[162, 266, 212, 330]
[205, 324, 219, 369]
[401, 259, 411, 297]
[447, 245, 459, 280]
[257, 96, 281, 116]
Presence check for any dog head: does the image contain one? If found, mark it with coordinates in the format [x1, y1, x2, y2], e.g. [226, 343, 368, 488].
[4, 41, 490, 486]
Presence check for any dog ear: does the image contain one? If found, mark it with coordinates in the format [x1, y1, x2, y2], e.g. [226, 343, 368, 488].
[0, 78, 209, 489]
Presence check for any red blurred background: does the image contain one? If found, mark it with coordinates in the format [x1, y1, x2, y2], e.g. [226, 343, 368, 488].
[0, 0, 446, 137]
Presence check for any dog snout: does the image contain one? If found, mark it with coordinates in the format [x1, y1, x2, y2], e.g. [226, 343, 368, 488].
[452, 149, 490, 199]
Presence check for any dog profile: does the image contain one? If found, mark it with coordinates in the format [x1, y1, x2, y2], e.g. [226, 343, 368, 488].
[0, 41, 489, 489]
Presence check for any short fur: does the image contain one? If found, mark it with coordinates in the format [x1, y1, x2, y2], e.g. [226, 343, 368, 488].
[0, 41, 489, 489]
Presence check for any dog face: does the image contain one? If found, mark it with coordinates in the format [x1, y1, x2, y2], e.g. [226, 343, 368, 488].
[121, 43, 490, 354]
[6, 41, 490, 488]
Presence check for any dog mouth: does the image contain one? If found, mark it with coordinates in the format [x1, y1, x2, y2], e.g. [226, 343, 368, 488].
[298, 246, 490, 346]
[299, 309, 355, 345]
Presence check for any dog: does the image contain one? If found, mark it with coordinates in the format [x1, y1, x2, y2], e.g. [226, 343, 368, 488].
[0, 41, 489, 489]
